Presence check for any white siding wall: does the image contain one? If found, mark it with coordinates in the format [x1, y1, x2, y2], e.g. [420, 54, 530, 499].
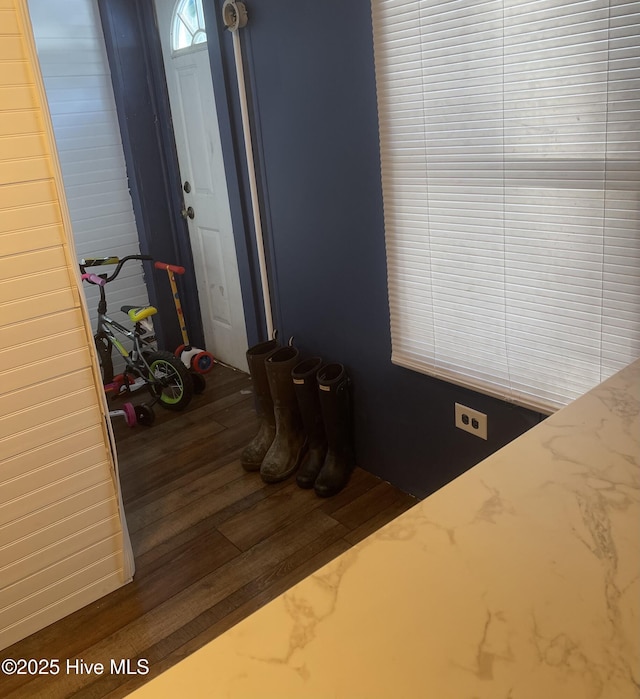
[27, 0, 150, 335]
[0, 0, 132, 651]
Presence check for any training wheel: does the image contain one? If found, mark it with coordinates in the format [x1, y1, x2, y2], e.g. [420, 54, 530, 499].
[123, 402, 137, 427]
[135, 403, 155, 426]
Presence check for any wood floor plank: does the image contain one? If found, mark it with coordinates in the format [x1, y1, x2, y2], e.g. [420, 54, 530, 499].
[111, 372, 252, 451]
[127, 459, 247, 533]
[117, 394, 255, 458]
[328, 480, 410, 530]
[119, 419, 258, 505]
[217, 467, 384, 551]
[132, 479, 290, 573]
[318, 466, 383, 513]
[114, 427, 226, 484]
[217, 479, 326, 550]
[111, 395, 226, 447]
[211, 393, 256, 429]
[120, 430, 238, 492]
[124, 451, 243, 520]
[131, 470, 271, 557]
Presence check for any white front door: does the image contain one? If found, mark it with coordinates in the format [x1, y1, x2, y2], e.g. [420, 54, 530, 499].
[154, 0, 248, 371]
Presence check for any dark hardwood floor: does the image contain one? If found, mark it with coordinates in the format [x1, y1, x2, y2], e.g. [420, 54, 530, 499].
[1, 365, 417, 698]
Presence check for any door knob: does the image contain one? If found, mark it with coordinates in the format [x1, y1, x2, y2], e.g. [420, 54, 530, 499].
[181, 206, 195, 220]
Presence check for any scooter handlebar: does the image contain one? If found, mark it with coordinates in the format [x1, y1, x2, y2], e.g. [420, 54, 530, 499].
[154, 261, 185, 275]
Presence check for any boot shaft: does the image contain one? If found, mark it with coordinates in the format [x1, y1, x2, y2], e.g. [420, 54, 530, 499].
[260, 345, 306, 483]
[292, 357, 325, 446]
[265, 346, 300, 405]
[314, 363, 355, 497]
[317, 363, 352, 451]
[246, 339, 280, 418]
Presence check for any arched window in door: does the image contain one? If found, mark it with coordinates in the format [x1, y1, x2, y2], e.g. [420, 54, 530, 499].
[171, 0, 207, 52]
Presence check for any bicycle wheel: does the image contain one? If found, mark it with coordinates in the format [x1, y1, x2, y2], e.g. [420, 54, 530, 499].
[145, 350, 193, 411]
[95, 333, 114, 385]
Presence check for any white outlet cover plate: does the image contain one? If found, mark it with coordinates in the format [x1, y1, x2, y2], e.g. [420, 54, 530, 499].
[455, 403, 488, 440]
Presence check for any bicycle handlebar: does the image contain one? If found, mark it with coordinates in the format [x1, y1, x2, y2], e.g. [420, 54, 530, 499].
[81, 273, 106, 286]
[154, 261, 186, 275]
[80, 254, 153, 283]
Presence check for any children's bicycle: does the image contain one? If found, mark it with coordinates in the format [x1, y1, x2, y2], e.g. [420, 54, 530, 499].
[81, 272, 155, 426]
[79, 254, 193, 412]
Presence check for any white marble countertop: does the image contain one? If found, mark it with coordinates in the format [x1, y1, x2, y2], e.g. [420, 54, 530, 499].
[129, 360, 640, 698]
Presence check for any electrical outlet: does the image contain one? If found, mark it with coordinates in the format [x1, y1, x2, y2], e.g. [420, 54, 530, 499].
[455, 403, 488, 440]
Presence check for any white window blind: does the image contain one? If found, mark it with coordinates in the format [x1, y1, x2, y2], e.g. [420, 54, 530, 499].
[371, 0, 640, 413]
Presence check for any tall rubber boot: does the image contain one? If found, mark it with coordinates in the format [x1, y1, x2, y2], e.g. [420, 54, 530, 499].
[292, 357, 327, 488]
[260, 346, 307, 483]
[314, 363, 355, 497]
[241, 339, 280, 471]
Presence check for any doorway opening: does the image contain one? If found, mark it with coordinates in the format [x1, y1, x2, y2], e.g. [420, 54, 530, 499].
[28, 0, 251, 371]
[154, 0, 248, 371]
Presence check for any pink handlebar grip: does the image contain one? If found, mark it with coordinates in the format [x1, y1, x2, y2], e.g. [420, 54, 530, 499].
[81, 273, 106, 286]
[154, 261, 185, 275]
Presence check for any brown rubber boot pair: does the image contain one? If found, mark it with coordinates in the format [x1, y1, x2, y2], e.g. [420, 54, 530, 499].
[241, 342, 306, 483]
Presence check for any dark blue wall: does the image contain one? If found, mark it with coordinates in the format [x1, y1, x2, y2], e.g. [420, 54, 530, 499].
[211, 0, 543, 498]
